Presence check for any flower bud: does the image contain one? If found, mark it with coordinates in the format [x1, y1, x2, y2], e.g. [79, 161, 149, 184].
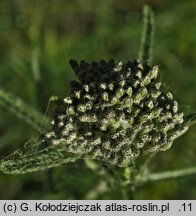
[44, 59, 188, 167]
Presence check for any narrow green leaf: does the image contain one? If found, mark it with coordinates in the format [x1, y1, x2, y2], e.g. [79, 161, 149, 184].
[0, 88, 50, 132]
[184, 113, 196, 127]
[0, 142, 80, 174]
[138, 5, 155, 64]
[139, 166, 196, 183]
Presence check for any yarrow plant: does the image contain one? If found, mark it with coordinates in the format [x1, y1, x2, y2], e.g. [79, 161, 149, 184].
[0, 5, 196, 197]
[43, 59, 188, 167]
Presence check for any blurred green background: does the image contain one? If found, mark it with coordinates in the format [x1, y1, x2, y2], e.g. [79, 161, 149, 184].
[0, 0, 196, 199]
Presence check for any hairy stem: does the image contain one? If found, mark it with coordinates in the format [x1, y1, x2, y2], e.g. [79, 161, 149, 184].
[139, 5, 154, 64]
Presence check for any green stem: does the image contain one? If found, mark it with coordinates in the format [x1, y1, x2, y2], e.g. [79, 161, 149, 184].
[122, 184, 135, 200]
[184, 113, 196, 127]
[139, 5, 154, 64]
[139, 166, 196, 183]
[121, 165, 138, 199]
[84, 159, 120, 194]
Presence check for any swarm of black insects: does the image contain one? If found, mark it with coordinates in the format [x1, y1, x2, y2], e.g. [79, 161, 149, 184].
[43, 59, 188, 167]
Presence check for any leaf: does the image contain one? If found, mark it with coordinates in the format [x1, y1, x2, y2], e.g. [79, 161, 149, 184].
[0, 88, 50, 132]
[138, 5, 155, 64]
[0, 141, 81, 174]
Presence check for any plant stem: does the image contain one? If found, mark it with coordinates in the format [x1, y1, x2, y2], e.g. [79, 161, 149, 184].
[139, 5, 154, 64]
[84, 159, 121, 194]
[122, 184, 135, 200]
[139, 166, 196, 183]
[184, 113, 196, 127]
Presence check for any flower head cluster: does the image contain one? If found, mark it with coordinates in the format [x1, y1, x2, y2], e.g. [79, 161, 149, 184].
[43, 59, 188, 167]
